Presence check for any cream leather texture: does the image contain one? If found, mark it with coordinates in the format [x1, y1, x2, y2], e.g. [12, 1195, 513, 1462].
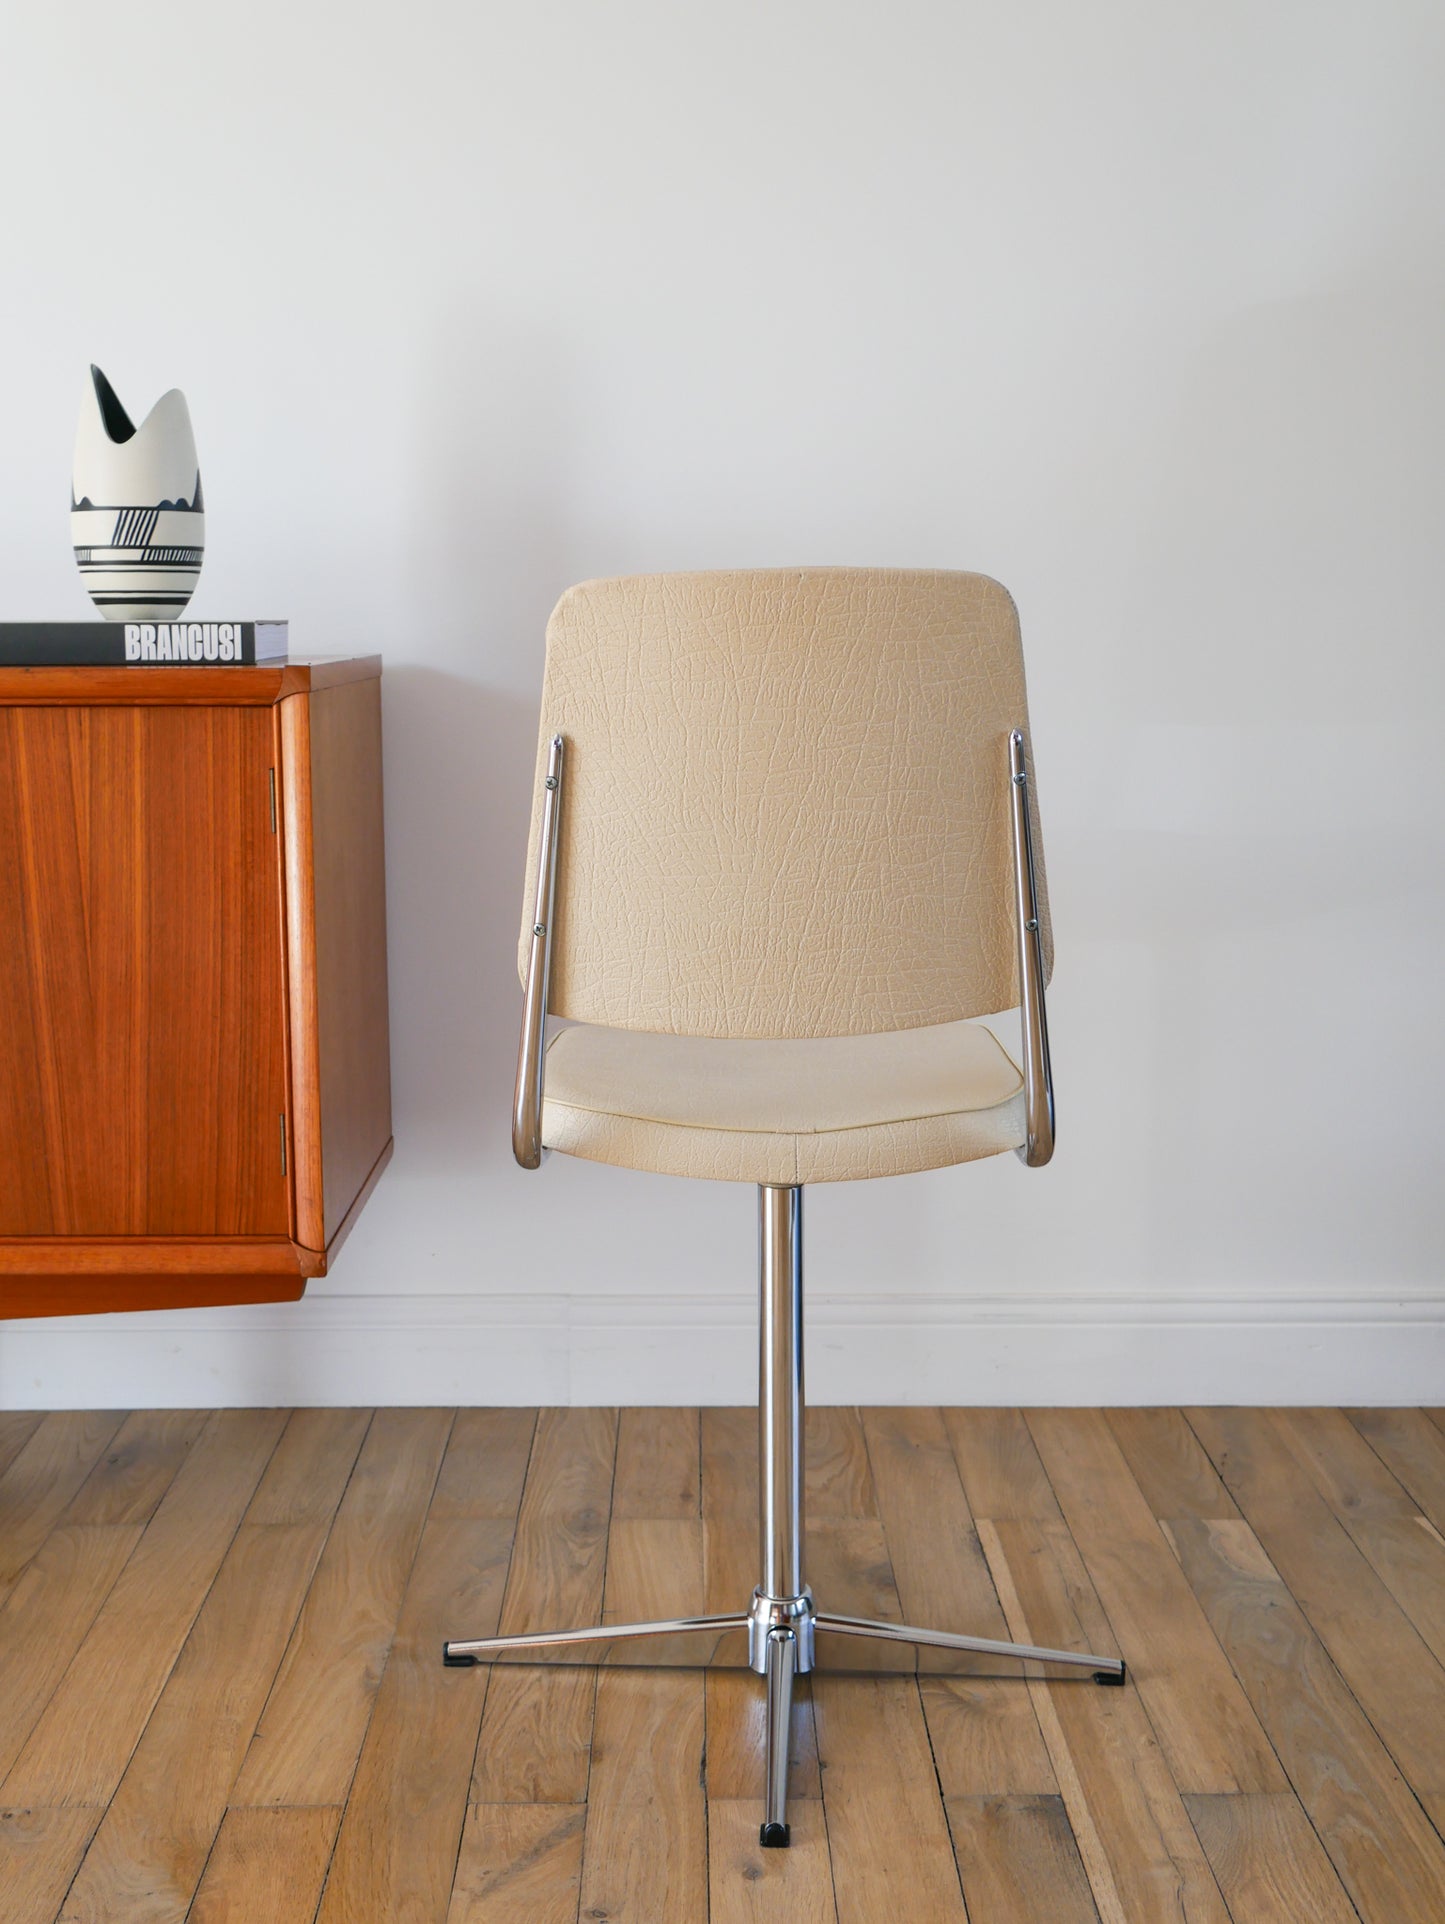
[541, 1018, 1026, 1185]
[520, 568, 1051, 1039]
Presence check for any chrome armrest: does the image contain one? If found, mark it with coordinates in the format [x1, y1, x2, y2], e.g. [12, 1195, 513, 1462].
[1008, 728, 1055, 1167]
[512, 733, 565, 1169]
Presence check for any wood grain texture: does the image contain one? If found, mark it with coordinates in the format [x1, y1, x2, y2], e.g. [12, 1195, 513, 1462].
[0, 1525, 148, 1783]
[862, 1406, 1054, 1793]
[447, 1805, 585, 1924]
[1026, 1408, 1284, 1796]
[2, 1408, 287, 1807]
[707, 1798, 838, 1924]
[0, 658, 380, 706]
[233, 1407, 452, 1807]
[0, 657, 389, 1316]
[946, 1794, 1100, 1924]
[187, 1807, 341, 1924]
[944, 1408, 1062, 1521]
[471, 1408, 617, 1803]
[1187, 1405, 1445, 1795]
[1181, 1792, 1358, 1924]
[0, 1411, 126, 1601]
[318, 1516, 515, 1924]
[0, 1807, 101, 1924]
[0, 705, 288, 1242]
[612, 1406, 699, 1519]
[1104, 1409, 1240, 1523]
[1275, 1405, 1445, 1664]
[1347, 1405, 1445, 1536]
[7, 1405, 1445, 1924]
[1164, 1514, 1445, 1922]
[54, 1411, 364, 1924]
[813, 1675, 968, 1922]
[0, 1410, 43, 1479]
[303, 674, 392, 1249]
[979, 1516, 1230, 1924]
[578, 1670, 708, 1923]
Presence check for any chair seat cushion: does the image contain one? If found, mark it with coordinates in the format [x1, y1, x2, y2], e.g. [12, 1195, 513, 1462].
[541, 1019, 1026, 1184]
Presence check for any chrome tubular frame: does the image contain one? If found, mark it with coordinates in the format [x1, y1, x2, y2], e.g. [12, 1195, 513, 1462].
[1009, 728, 1055, 1167]
[512, 734, 565, 1170]
[444, 1183, 1124, 1850]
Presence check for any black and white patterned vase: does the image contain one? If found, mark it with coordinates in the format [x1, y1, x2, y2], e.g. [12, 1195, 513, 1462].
[71, 365, 205, 621]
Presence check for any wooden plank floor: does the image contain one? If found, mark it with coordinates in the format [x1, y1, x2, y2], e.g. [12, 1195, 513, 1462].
[1, 1408, 1443, 1922]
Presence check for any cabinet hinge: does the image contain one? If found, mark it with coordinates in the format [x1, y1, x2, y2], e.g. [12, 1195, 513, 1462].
[279, 1112, 288, 1177]
[268, 767, 277, 833]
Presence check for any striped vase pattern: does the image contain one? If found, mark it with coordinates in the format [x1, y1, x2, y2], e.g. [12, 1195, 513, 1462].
[72, 365, 204, 621]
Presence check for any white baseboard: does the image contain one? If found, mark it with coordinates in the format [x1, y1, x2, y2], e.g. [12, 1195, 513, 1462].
[3, 1290, 1441, 1408]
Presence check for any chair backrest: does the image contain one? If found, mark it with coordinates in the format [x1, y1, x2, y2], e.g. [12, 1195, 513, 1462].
[518, 567, 1050, 1039]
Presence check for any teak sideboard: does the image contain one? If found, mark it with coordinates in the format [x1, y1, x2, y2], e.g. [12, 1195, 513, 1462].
[0, 656, 391, 1319]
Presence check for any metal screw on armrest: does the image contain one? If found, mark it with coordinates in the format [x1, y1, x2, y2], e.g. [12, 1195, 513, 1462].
[545, 775, 559, 790]
[533, 923, 546, 936]
[1025, 918, 1038, 932]
[1013, 771, 1027, 785]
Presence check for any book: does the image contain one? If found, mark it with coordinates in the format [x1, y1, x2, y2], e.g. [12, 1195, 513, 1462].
[0, 621, 288, 666]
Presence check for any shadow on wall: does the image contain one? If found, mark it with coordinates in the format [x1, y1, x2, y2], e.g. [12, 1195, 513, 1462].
[378, 666, 537, 1172]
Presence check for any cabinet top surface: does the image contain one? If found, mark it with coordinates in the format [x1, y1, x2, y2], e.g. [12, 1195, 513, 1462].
[0, 655, 381, 703]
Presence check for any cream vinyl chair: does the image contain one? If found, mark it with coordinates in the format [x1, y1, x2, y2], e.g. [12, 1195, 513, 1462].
[444, 568, 1124, 1846]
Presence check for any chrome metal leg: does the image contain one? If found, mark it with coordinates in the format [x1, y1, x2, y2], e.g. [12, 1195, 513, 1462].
[442, 1613, 748, 1665]
[814, 1612, 1126, 1683]
[442, 1179, 1129, 1851]
[759, 1183, 805, 1604]
[761, 1627, 797, 1848]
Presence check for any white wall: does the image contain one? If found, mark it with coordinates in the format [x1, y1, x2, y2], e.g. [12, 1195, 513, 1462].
[1, 0, 1441, 1407]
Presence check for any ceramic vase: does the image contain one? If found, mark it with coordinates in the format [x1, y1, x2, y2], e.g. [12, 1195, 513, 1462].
[71, 365, 204, 621]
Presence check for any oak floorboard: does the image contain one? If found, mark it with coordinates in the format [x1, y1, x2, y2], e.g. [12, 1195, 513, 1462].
[0, 1411, 127, 1605]
[1346, 1406, 1445, 1536]
[707, 1798, 838, 1924]
[428, 1409, 536, 1523]
[0, 1410, 43, 1480]
[861, 1406, 1054, 1795]
[701, 1407, 756, 1518]
[187, 1807, 341, 1924]
[1181, 1792, 1358, 1924]
[318, 1516, 515, 1924]
[979, 1516, 1230, 1924]
[578, 1499, 708, 1923]
[0, 1806, 101, 1924]
[807, 1407, 879, 1520]
[611, 1408, 699, 1520]
[55, 1411, 365, 1924]
[2, 1408, 287, 1808]
[446, 1804, 585, 1924]
[945, 1793, 1100, 1924]
[943, 1408, 1061, 1522]
[1027, 1409, 1286, 1796]
[578, 1669, 708, 1923]
[471, 1408, 617, 1804]
[62, 1409, 208, 1528]
[232, 1406, 453, 1807]
[1275, 1405, 1445, 1664]
[0, 1524, 146, 1784]
[1163, 1515, 1445, 1923]
[1104, 1410, 1240, 1523]
[1187, 1405, 1445, 1798]
[813, 1674, 968, 1923]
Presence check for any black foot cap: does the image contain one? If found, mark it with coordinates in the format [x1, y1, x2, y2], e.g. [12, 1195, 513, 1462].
[1093, 1662, 1127, 1687]
[759, 1822, 791, 1849]
[443, 1645, 478, 1667]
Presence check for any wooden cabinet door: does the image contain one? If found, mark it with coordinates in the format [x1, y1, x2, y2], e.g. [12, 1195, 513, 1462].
[0, 705, 290, 1237]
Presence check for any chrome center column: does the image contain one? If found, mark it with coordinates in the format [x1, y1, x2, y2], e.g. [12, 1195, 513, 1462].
[752, 1184, 813, 1677]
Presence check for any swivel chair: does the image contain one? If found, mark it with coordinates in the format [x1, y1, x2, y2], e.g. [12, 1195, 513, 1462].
[444, 568, 1124, 1846]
